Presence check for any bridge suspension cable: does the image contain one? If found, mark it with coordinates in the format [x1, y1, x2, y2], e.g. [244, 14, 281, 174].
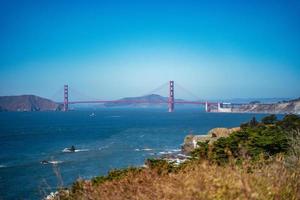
[142, 81, 169, 103]
[69, 87, 100, 102]
[50, 86, 64, 102]
[175, 82, 202, 101]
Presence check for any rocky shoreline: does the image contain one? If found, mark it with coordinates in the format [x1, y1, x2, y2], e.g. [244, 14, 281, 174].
[45, 126, 240, 200]
[158, 127, 240, 166]
[181, 127, 240, 154]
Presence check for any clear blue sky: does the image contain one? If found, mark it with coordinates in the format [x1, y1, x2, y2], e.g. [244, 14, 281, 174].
[0, 0, 299, 100]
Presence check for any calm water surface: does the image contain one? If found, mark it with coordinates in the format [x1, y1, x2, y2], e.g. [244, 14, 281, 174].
[0, 109, 268, 199]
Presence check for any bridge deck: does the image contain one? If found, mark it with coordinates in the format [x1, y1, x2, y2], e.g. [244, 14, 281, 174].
[58, 100, 218, 105]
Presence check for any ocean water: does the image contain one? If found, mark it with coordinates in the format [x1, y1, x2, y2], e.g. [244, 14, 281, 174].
[0, 109, 267, 199]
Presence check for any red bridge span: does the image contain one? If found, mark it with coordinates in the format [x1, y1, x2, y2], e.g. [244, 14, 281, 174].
[62, 81, 222, 112]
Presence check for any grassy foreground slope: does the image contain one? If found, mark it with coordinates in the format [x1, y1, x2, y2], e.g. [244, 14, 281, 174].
[56, 115, 300, 200]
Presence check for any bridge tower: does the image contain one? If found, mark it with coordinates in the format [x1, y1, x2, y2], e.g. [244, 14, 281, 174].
[63, 84, 69, 112]
[168, 80, 174, 112]
[205, 101, 208, 112]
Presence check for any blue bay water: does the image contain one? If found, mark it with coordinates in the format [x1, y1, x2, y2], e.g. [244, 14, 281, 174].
[0, 109, 268, 199]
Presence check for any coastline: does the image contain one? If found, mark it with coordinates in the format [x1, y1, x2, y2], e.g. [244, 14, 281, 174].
[45, 114, 300, 200]
[44, 126, 238, 199]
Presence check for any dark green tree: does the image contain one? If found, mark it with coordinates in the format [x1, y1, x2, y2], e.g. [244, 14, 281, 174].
[261, 114, 277, 124]
[249, 116, 258, 127]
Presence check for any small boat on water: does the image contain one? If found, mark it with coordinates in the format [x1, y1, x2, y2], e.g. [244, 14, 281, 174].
[62, 145, 76, 153]
[89, 112, 96, 117]
[40, 160, 49, 164]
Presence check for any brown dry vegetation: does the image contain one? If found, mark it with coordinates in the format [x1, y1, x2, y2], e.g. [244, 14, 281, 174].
[56, 156, 300, 200]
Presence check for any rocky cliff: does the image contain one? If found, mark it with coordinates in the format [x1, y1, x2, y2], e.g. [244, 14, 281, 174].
[0, 95, 63, 111]
[182, 127, 240, 154]
[232, 98, 300, 114]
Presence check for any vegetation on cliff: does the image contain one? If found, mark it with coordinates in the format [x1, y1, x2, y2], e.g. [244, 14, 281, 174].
[53, 114, 300, 200]
[192, 114, 300, 164]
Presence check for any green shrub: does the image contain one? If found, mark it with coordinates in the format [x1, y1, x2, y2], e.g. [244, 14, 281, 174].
[71, 180, 85, 193]
[261, 114, 277, 124]
[92, 167, 141, 185]
[191, 140, 209, 159]
[146, 158, 176, 174]
[191, 114, 300, 164]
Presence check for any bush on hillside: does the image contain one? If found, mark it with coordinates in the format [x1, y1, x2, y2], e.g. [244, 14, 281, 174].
[261, 114, 277, 124]
[192, 114, 300, 164]
[91, 167, 142, 185]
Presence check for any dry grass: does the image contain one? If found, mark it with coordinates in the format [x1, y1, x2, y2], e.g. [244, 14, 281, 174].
[56, 156, 300, 200]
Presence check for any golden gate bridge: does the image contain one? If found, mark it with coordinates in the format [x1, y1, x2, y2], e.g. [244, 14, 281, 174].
[61, 81, 230, 112]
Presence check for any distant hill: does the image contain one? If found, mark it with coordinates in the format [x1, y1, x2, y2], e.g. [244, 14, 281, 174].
[104, 94, 187, 107]
[0, 95, 63, 111]
[104, 94, 167, 107]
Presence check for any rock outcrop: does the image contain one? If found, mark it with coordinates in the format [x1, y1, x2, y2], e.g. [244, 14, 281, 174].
[182, 127, 240, 154]
[0, 95, 63, 111]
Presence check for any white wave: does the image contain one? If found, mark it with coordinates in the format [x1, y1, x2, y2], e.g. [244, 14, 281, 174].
[48, 160, 63, 164]
[0, 164, 7, 168]
[106, 115, 121, 118]
[142, 148, 152, 151]
[41, 160, 63, 165]
[62, 148, 73, 153]
[159, 150, 178, 155]
[158, 151, 168, 155]
[99, 145, 110, 150]
[135, 148, 153, 151]
[74, 149, 89, 152]
[158, 149, 181, 155]
[177, 154, 192, 158]
[45, 191, 59, 200]
[62, 148, 89, 153]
